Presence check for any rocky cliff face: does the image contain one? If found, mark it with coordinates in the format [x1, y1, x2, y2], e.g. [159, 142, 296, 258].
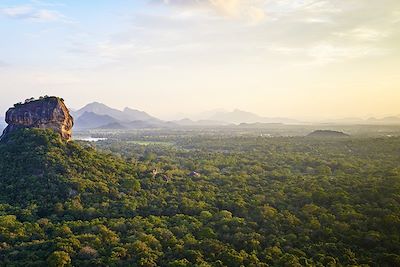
[1, 97, 74, 141]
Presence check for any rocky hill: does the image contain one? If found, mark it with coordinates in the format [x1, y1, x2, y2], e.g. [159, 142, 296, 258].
[0, 96, 74, 141]
[307, 130, 350, 137]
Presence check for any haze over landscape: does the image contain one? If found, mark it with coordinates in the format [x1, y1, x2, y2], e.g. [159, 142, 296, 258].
[1, 1, 400, 266]
[1, 0, 399, 121]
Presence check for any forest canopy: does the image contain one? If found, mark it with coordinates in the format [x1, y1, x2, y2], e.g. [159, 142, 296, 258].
[0, 129, 399, 266]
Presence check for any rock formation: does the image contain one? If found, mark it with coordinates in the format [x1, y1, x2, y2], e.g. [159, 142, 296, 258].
[307, 130, 350, 138]
[0, 96, 74, 141]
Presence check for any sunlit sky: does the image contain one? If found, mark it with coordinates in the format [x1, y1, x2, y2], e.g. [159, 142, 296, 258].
[0, 0, 399, 120]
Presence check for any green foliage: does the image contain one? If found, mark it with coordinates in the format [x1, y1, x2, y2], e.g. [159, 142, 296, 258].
[47, 251, 71, 267]
[0, 128, 399, 266]
[0, 129, 140, 219]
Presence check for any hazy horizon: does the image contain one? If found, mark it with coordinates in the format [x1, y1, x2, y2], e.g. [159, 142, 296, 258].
[1, 98, 399, 123]
[1, 0, 399, 120]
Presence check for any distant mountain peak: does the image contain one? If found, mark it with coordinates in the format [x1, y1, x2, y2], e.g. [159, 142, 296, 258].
[73, 102, 163, 129]
[83, 101, 108, 108]
[123, 107, 138, 112]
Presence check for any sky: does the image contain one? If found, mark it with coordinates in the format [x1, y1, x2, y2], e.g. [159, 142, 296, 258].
[0, 0, 399, 120]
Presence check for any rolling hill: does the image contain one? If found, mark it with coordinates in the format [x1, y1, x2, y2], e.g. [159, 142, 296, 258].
[307, 130, 350, 138]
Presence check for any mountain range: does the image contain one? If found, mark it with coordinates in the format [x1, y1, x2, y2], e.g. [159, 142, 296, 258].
[366, 116, 400, 124]
[207, 109, 299, 124]
[72, 103, 305, 129]
[72, 102, 172, 129]
[34, 102, 400, 130]
[322, 116, 400, 125]
[73, 102, 157, 122]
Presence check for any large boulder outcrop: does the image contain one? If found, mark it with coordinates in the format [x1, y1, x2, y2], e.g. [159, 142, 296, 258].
[0, 96, 74, 141]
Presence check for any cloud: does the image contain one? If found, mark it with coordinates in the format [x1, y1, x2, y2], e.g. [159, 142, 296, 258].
[0, 4, 64, 22]
[159, 0, 266, 23]
[334, 27, 389, 42]
[263, 40, 388, 67]
[30, 0, 66, 8]
[90, 0, 398, 68]
[306, 43, 386, 65]
[209, 0, 245, 16]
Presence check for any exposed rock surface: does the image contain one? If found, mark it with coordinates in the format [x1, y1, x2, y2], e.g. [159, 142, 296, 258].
[0, 96, 74, 141]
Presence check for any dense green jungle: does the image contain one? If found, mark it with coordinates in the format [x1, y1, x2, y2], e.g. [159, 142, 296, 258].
[0, 127, 399, 266]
